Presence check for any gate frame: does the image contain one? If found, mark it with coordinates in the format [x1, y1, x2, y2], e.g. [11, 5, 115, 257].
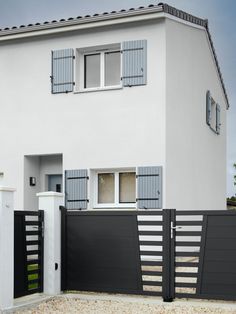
[60, 207, 236, 302]
[14, 210, 44, 298]
[60, 207, 143, 294]
[162, 209, 175, 301]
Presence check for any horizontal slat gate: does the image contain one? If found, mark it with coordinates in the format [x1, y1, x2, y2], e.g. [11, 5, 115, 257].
[138, 210, 164, 297]
[14, 210, 44, 298]
[174, 210, 203, 299]
[61, 209, 143, 294]
[60, 208, 236, 301]
[173, 210, 236, 301]
[61, 208, 167, 297]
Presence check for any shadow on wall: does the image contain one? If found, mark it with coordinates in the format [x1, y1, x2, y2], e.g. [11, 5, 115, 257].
[24, 154, 63, 210]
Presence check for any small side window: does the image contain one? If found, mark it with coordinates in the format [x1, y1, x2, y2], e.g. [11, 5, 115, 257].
[206, 91, 221, 135]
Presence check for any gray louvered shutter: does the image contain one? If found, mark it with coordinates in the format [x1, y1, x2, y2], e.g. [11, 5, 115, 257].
[122, 40, 147, 86]
[65, 169, 88, 209]
[216, 103, 221, 134]
[51, 48, 74, 94]
[137, 166, 162, 209]
[206, 90, 211, 125]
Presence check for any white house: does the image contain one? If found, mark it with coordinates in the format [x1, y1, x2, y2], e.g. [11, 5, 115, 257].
[0, 3, 229, 210]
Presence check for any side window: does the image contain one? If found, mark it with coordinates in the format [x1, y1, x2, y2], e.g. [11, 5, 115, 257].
[206, 90, 221, 135]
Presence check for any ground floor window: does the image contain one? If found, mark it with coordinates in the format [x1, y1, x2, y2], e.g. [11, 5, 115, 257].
[95, 170, 136, 208]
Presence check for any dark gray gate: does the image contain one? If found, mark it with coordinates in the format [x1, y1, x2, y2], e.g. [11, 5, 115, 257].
[61, 207, 236, 301]
[14, 210, 44, 298]
[61, 210, 143, 294]
[61, 208, 166, 296]
[173, 210, 236, 301]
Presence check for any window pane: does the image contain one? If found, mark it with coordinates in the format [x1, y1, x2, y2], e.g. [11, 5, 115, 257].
[105, 51, 121, 86]
[119, 172, 136, 203]
[98, 173, 115, 204]
[85, 54, 100, 88]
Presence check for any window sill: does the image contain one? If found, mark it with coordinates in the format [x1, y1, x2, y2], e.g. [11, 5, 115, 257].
[92, 207, 137, 211]
[74, 85, 123, 94]
[93, 204, 136, 209]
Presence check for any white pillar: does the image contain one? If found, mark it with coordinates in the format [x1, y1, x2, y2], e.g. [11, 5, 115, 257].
[0, 187, 15, 310]
[37, 192, 64, 295]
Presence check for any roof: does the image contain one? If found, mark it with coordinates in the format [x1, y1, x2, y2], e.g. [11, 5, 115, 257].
[0, 3, 208, 35]
[0, 3, 229, 107]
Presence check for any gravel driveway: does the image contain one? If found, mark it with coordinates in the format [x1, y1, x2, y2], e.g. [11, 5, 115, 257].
[14, 295, 236, 314]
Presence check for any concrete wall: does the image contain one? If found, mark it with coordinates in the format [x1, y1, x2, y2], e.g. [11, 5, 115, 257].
[0, 19, 166, 209]
[165, 18, 227, 210]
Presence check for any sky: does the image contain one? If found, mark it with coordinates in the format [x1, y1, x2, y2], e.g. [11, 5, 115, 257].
[0, 0, 235, 196]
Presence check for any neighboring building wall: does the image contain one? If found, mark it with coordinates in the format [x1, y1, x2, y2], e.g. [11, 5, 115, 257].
[0, 19, 166, 209]
[165, 18, 227, 210]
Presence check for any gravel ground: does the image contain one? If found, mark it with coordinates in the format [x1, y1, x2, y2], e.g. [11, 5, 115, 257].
[14, 296, 236, 314]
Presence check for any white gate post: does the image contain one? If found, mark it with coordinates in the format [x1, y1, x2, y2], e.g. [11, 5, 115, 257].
[37, 192, 64, 295]
[0, 187, 15, 311]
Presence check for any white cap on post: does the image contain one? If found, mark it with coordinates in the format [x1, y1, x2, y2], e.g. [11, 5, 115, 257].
[37, 192, 64, 295]
[0, 187, 15, 311]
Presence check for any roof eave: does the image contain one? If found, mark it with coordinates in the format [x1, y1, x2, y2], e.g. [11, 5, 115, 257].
[0, 6, 163, 39]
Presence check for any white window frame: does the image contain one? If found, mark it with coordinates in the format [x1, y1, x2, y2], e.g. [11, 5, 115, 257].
[94, 169, 136, 209]
[80, 48, 122, 92]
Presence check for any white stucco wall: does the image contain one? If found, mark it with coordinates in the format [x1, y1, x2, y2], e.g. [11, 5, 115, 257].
[0, 16, 227, 210]
[0, 19, 166, 209]
[24, 156, 40, 210]
[165, 18, 227, 210]
[39, 154, 62, 192]
[23, 155, 63, 209]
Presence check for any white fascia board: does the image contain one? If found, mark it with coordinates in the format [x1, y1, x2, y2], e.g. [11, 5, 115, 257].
[0, 9, 164, 42]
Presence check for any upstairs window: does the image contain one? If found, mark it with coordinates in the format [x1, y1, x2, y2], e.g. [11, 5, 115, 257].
[51, 40, 147, 94]
[84, 50, 121, 90]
